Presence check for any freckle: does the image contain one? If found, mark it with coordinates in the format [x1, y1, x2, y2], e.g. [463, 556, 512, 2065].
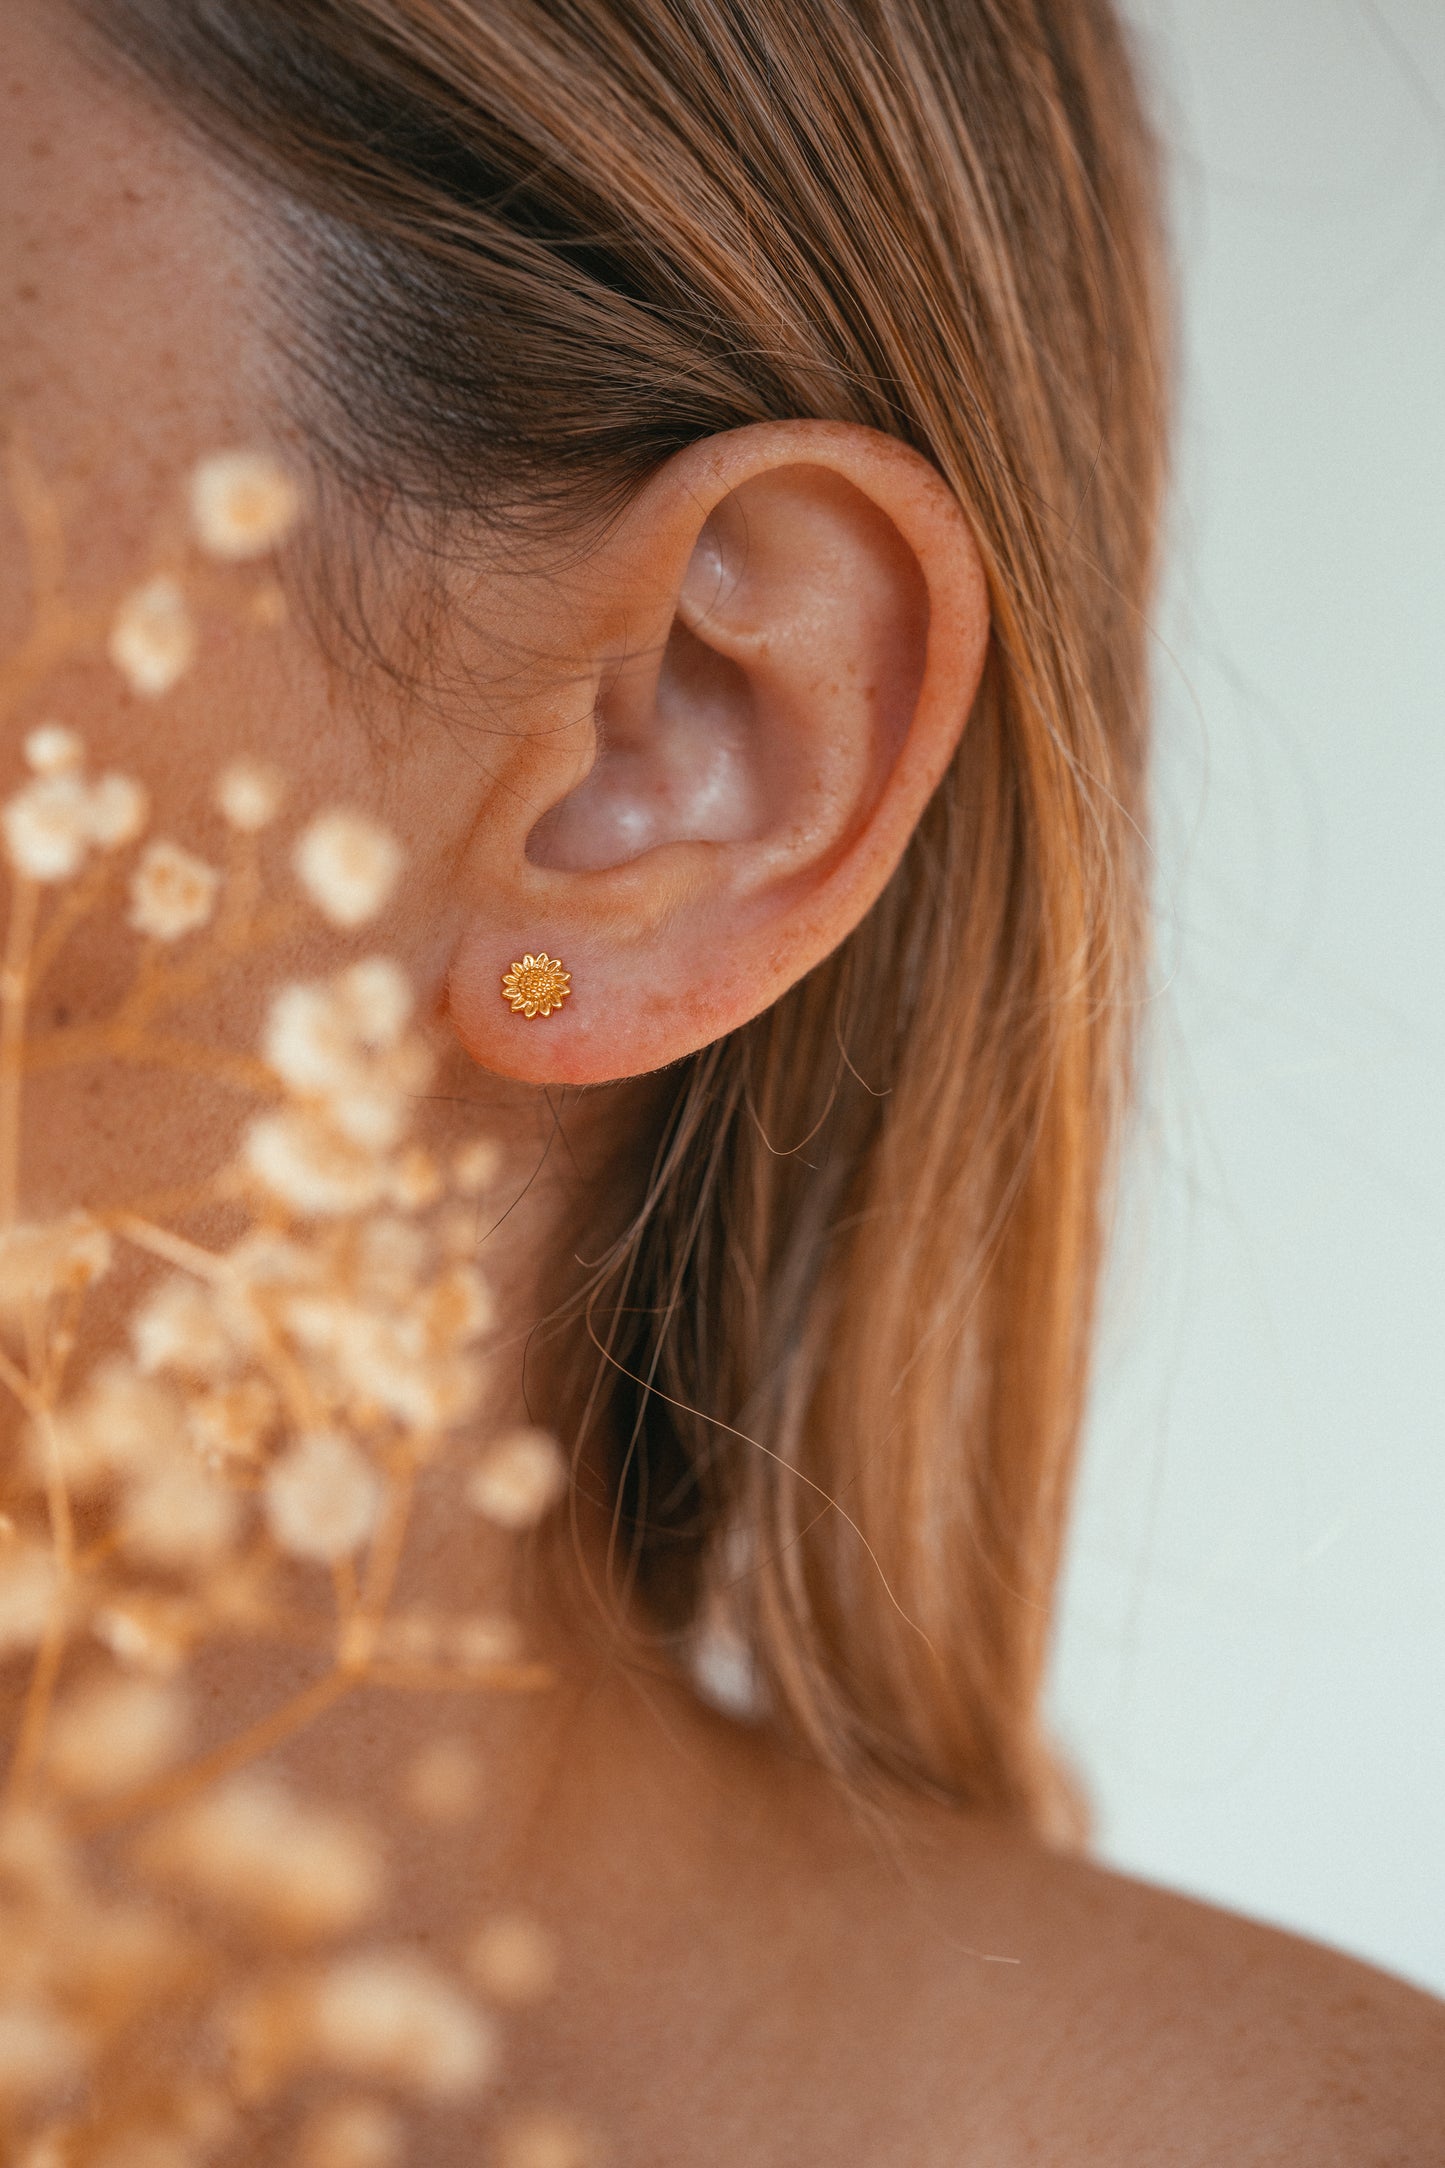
[27, 135, 53, 160]
[17, 284, 38, 304]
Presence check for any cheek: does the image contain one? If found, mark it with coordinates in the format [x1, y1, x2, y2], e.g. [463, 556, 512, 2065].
[0, 4, 285, 635]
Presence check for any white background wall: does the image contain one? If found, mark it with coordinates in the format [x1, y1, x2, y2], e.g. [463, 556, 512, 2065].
[1049, 0, 1445, 1995]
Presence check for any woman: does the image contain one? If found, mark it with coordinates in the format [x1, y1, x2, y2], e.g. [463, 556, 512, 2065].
[2, 0, 1440, 2159]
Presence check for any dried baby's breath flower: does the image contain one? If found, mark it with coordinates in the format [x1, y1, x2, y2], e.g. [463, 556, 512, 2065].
[466, 1429, 568, 1532]
[277, 955, 415, 1071]
[2, 766, 148, 882]
[139, 1775, 384, 1940]
[0, 582, 570, 2153]
[0, 1212, 112, 1313]
[23, 724, 82, 775]
[400, 1735, 483, 1825]
[42, 1363, 186, 1494]
[132, 1274, 236, 1381]
[191, 451, 302, 562]
[109, 575, 196, 698]
[494, 2112, 595, 2168]
[263, 960, 430, 1154]
[451, 1137, 502, 1198]
[306, 1951, 496, 2098]
[0, 1545, 59, 1655]
[465, 1915, 558, 2008]
[4, 771, 97, 882]
[214, 1229, 322, 1346]
[0, 473, 568, 2164]
[275, 1252, 491, 1435]
[242, 1107, 390, 1218]
[328, 1061, 422, 1156]
[128, 839, 221, 941]
[86, 770, 150, 849]
[287, 1293, 486, 1434]
[298, 2098, 406, 2168]
[119, 1454, 243, 1570]
[45, 1674, 190, 1799]
[295, 811, 402, 929]
[216, 758, 285, 832]
[265, 1429, 382, 1563]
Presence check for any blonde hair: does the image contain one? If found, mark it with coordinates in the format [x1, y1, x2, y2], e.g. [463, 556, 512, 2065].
[89, 0, 1171, 1830]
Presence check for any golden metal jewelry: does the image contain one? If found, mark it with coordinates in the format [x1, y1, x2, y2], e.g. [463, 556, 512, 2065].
[501, 951, 572, 1019]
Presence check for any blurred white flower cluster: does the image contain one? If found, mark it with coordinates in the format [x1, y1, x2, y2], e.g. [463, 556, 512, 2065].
[0, 449, 580, 2168]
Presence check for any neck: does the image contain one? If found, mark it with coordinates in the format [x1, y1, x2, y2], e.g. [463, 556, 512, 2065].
[290, 1056, 676, 1845]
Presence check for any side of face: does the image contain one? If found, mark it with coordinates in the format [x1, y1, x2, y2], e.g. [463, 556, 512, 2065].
[0, 0, 990, 1218]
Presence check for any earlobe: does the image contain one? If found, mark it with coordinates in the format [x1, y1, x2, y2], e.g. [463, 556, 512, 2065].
[446, 421, 989, 1086]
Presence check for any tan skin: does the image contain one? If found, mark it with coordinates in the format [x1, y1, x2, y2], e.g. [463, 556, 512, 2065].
[3, 6, 1443, 2161]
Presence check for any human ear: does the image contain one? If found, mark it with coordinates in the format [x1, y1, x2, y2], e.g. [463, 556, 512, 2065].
[445, 420, 990, 1084]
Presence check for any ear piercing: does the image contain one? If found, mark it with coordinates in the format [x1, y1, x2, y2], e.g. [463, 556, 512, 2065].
[501, 951, 572, 1018]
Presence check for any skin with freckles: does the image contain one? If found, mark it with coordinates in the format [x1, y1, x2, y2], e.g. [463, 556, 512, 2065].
[2, 5, 1443, 2161]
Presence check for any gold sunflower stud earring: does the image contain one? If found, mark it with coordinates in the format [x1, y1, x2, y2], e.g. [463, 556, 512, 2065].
[501, 951, 572, 1019]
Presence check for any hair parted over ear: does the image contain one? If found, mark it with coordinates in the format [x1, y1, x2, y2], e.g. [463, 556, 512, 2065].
[446, 422, 990, 1085]
[87, 0, 1170, 1832]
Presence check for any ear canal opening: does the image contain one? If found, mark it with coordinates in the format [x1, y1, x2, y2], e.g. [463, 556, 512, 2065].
[525, 614, 763, 874]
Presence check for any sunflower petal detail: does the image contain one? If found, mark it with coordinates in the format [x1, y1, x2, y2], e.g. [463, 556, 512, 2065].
[501, 952, 571, 1019]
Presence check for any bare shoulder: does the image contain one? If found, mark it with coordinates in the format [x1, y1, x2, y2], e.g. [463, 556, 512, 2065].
[506, 1684, 1442, 2167]
[851, 1806, 1445, 2166]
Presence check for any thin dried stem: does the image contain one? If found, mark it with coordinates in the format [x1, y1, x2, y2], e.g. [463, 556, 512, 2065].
[75, 1666, 355, 1837]
[105, 901, 297, 1042]
[28, 855, 116, 990]
[0, 875, 39, 1226]
[0, 436, 94, 728]
[0, 1336, 45, 1420]
[7, 432, 67, 620]
[7, 1403, 77, 1803]
[358, 1456, 419, 1625]
[113, 1214, 230, 1280]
